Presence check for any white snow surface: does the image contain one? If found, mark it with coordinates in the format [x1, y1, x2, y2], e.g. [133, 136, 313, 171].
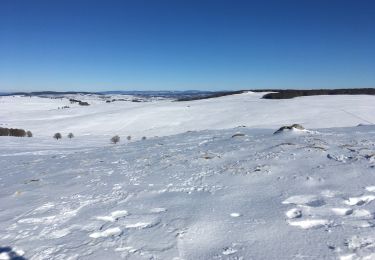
[1, 93, 375, 259]
[1, 92, 375, 138]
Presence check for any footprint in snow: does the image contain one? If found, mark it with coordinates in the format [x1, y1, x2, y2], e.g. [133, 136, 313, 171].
[0, 247, 25, 260]
[351, 209, 373, 219]
[344, 195, 375, 206]
[222, 247, 238, 255]
[331, 208, 353, 216]
[284, 187, 375, 259]
[339, 235, 375, 260]
[283, 195, 329, 229]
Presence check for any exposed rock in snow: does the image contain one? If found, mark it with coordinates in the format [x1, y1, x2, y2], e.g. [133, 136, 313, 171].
[273, 123, 305, 134]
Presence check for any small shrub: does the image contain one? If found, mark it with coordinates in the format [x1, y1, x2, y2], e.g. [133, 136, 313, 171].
[0, 127, 10, 136]
[54, 133, 62, 140]
[78, 101, 89, 106]
[9, 128, 26, 137]
[111, 135, 120, 144]
[67, 133, 74, 139]
[26, 131, 33, 137]
[142, 136, 147, 140]
[127, 136, 131, 141]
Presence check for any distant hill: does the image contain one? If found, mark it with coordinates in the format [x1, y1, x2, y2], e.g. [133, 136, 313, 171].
[0, 90, 218, 100]
[98, 90, 214, 99]
[261, 88, 375, 99]
[175, 90, 246, 101]
[0, 91, 97, 96]
[1, 88, 375, 100]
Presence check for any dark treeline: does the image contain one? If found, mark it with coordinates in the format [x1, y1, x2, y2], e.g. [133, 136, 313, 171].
[261, 88, 375, 99]
[0, 127, 32, 137]
[69, 99, 90, 106]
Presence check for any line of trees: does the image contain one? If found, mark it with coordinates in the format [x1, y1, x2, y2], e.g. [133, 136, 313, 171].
[262, 88, 375, 99]
[53, 134, 142, 143]
[1, 128, 146, 144]
[69, 98, 90, 106]
[53, 132, 74, 140]
[0, 127, 32, 137]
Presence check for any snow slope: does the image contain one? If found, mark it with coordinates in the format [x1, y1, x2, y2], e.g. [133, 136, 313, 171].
[1, 92, 374, 138]
[1, 93, 375, 259]
[0, 126, 375, 259]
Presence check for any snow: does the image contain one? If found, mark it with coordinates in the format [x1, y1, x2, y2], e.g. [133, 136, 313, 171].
[0, 93, 375, 259]
[331, 208, 353, 216]
[287, 219, 330, 229]
[89, 227, 122, 239]
[365, 186, 375, 192]
[285, 208, 302, 219]
[344, 195, 375, 206]
[96, 210, 129, 222]
[282, 194, 325, 207]
[1, 92, 375, 138]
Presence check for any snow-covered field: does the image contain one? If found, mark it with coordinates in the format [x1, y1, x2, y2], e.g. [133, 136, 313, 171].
[0, 93, 375, 260]
[1, 92, 374, 138]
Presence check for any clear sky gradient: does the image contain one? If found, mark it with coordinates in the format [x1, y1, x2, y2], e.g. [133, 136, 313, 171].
[1, 0, 374, 92]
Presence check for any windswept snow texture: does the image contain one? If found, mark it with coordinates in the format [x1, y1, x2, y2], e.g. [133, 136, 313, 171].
[1, 125, 375, 259]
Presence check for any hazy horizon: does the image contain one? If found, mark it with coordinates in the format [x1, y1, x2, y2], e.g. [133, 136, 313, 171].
[3, 86, 375, 94]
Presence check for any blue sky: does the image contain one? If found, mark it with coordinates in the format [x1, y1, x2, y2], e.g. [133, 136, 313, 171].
[0, 0, 374, 92]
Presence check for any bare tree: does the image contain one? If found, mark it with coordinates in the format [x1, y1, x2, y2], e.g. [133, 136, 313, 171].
[67, 133, 74, 139]
[54, 133, 62, 140]
[111, 135, 120, 144]
[26, 131, 33, 137]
